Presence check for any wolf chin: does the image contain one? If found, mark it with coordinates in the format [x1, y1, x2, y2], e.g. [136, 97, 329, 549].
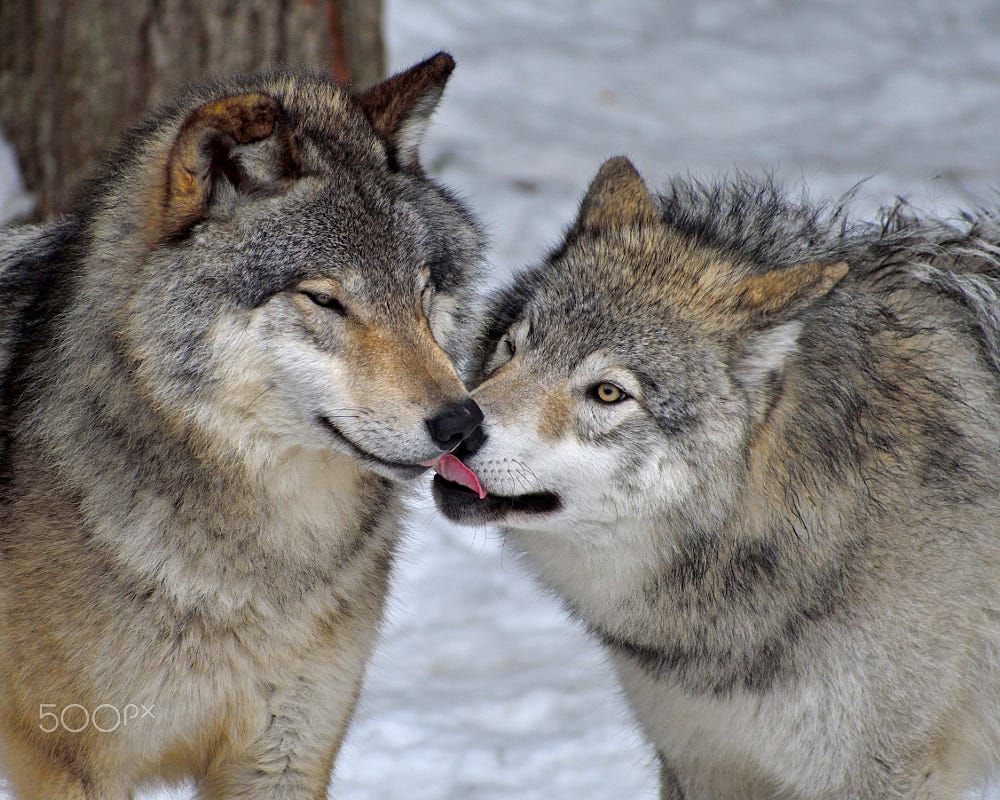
[436, 158, 1000, 799]
[0, 55, 485, 798]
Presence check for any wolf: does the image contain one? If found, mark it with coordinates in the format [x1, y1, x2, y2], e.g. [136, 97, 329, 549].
[0, 54, 485, 798]
[434, 157, 1000, 799]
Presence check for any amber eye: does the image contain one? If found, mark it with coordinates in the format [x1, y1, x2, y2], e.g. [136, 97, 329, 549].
[591, 382, 627, 404]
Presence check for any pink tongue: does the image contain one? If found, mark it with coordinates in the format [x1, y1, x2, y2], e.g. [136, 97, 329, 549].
[427, 453, 487, 500]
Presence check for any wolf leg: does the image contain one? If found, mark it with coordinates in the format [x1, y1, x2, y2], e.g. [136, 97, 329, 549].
[197, 664, 366, 800]
[199, 757, 333, 800]
[197, 711, 343, 800]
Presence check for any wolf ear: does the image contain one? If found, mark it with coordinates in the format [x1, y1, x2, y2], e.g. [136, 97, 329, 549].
[730, 260, 849, 329]
[729, 260, 848, 420]
[155, 93, 299, 242]
[356, 52, 455, 170]
[575, 156, 659, 233]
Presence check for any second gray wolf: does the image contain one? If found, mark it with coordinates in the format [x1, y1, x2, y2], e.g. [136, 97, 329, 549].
[0, 54, 484, 797]
[435, 158, 1000, 799]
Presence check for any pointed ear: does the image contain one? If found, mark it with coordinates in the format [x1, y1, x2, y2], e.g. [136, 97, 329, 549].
[575, 156, 659, 233]
[355, 52, 455, 170]
[728, 261, 848, 421]
[153, 92, 299, 243]
[730, 260, 849, 329]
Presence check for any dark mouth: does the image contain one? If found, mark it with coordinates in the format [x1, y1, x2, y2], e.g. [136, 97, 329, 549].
[432, 474, 561, 523]
[317, 416, 427, 479]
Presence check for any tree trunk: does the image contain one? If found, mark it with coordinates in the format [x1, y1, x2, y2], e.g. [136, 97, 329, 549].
[0, 0, 384, 219]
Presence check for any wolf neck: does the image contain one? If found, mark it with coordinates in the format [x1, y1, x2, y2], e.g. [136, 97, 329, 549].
[507, 438, 862, 696]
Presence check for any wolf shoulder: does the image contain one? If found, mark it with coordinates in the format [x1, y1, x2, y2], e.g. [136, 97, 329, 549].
[0, 216, 74, 330]
[0, 217, 76, 445]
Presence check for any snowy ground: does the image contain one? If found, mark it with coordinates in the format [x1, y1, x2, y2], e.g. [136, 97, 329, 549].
[2, 1, 999, 797]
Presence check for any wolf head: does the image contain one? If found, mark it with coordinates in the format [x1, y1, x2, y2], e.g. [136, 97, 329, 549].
[434, 157, 846, 533]
[61, 55, 485, 483]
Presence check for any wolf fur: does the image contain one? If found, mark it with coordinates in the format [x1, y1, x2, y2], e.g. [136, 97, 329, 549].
[0, 54, 484, 798]
[435, 158, 1000, 799]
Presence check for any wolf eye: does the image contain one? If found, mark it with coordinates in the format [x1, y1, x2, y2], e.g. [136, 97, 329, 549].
[421, 282, 435, 316]
[590, 382, 628, 404]
[304, 291, 346, 315]
[485, 330, 519, 376]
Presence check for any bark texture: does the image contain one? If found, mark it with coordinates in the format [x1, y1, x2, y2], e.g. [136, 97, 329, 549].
[0, 0, 384, 218]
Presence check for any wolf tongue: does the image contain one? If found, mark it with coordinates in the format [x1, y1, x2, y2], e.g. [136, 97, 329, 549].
[433, 453, 487, 500]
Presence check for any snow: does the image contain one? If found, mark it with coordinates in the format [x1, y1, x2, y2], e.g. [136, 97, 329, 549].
[0, 136, 31, 225]
[2, 1, 998, 797]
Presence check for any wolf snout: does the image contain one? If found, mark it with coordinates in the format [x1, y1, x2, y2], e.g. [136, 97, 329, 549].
[425, 398, 484, 451]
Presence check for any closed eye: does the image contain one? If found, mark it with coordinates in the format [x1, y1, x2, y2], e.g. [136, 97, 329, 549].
[483, 331, 519, 378]
[304, 291, 346, 316]
[421, 282, 435, 317]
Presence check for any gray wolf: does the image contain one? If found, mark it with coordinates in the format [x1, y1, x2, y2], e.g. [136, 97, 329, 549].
[0, 53, 484, 798]
[435, 157, 1000, 799]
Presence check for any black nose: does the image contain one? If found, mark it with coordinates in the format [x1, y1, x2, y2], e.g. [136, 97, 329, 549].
[426, 398, 484, 451]
[455, 424, 487, 457]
